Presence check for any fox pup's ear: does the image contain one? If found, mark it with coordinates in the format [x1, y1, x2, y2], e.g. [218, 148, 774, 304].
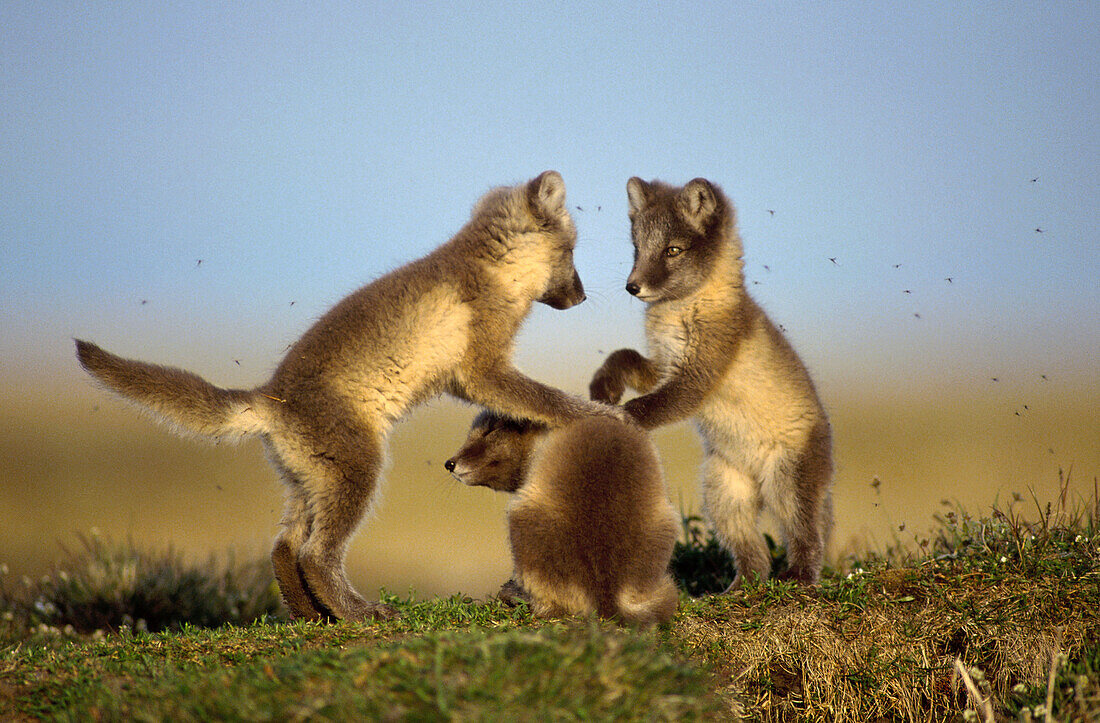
[626, 177, 651, 218]
[678, 178, 718, 231]
[528, 170, 567, 220]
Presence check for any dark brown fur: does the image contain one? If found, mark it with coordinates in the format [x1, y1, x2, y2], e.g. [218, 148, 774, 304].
[446, 411, 679, 625]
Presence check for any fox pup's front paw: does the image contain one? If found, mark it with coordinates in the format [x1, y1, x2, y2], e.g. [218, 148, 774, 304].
[589, 369, 625, 404]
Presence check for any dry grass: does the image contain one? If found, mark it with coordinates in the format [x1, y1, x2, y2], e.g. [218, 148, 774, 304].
[672, 572, 1094, 721]
[665, 479, 1100, 722]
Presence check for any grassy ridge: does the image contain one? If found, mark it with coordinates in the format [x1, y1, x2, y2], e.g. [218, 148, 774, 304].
[2, 487, 1097, 721]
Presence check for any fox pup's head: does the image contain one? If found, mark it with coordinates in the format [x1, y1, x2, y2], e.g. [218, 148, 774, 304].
[525, 170, 586, 310]
[623, 177, 739, 303]
[444, 411, 546, 492]
[469, 171, 585, 309]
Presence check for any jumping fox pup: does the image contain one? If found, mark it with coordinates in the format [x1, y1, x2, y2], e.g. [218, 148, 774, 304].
[76, 170, 619, 622]
[445, 411, 680, 625]
[589, 177, 833, 587]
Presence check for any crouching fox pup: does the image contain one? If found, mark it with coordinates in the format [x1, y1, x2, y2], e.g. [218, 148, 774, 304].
[445, 411, 679, 625]
[76, 170, 619, 622]
[590, 177, 833, 587]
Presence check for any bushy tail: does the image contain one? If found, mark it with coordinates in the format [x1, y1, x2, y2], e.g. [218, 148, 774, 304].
[75, 340, 267, 441]
[614, 577, 679, 626]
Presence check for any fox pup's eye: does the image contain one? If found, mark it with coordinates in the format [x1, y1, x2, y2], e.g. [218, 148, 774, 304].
[665, 246, 683, 258]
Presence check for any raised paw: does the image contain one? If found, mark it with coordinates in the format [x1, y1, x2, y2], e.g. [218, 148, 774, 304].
[589, 372, 625, 404]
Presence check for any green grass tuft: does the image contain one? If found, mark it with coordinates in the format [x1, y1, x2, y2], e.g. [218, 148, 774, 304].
[0, 531, 284, 635]
[669, 513, 787, 596]
[1, 614, 733, 721]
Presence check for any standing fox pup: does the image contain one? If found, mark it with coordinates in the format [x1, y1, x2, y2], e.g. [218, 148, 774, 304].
[76, 171, 617, 622]
[445, 411, 679, 625]
[589, 177, 833, 587]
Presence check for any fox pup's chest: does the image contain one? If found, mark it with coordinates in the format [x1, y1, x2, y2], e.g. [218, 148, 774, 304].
[644, 307, 690, 375]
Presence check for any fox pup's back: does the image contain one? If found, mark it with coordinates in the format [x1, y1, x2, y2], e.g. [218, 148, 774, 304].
[446, 412, 679, 625]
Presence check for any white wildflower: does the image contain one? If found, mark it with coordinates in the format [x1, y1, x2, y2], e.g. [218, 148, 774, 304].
[33, 599, 57, 616]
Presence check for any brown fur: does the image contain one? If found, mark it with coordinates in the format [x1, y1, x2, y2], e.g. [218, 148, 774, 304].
[445, 411, 679, 626]
[76, 171, 620, 622]
[590, 177, 833, 587]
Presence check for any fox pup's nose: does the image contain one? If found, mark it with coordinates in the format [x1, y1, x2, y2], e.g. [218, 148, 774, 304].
[625, 282, 641, 296]
[444, 458, 456, 472]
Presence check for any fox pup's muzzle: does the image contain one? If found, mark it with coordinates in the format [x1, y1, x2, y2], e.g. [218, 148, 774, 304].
[539, 269, 586, 310]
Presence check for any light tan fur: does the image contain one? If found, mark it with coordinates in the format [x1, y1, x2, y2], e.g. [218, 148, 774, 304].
[590, 177, 833, 588]
[445, 411, 679, 626]
[76, 171, 620, 622]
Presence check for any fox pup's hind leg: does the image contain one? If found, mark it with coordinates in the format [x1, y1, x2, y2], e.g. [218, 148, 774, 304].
[771, 427, 833, 585]
[269, 419, 398, 622]
[300, 428, 397, 622]
[776, 488, 832, 585]
[701, 455, 771, 589]
[270, 482, 326, 620]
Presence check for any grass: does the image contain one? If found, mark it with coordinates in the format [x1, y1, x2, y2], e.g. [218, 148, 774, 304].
[2, 618, 729, 721]
[670, 514, 788, 595]
[1, 530, 282, 635]
[1, 478, 1097, 721]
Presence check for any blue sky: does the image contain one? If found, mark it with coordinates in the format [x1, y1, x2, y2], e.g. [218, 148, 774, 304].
[2, 2, 1097, 400]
